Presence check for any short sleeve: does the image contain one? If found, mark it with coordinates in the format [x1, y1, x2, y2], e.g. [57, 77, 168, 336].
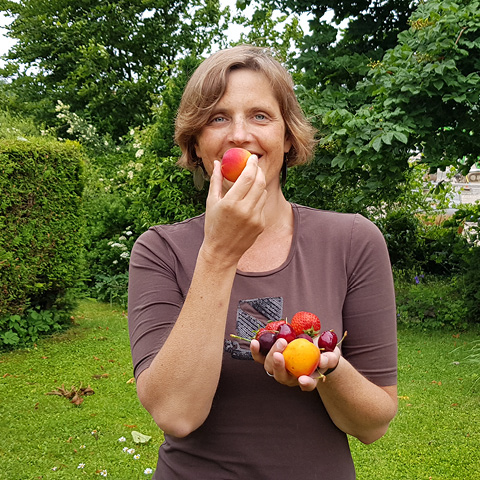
[341, 215, 397, 386]
[127, 229, 185, 378]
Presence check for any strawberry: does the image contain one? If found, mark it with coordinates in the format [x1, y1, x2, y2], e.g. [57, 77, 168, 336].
[265, 320, 286, 331]
[290, 311, 321, 337]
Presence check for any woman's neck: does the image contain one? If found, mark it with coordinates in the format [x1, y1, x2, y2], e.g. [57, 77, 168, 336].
[237, 191, 294, 272]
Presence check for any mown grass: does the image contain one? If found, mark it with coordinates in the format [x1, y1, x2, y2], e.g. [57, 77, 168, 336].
[350, 327, 480, 479]
[1, 299, 479, 479]
[0, 300, 161, 479]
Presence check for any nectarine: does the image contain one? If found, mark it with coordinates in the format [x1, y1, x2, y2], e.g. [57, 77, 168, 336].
[221, 148, 251, 182]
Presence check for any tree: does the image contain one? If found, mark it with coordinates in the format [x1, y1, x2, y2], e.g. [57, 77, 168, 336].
[248, 0, 480, 212]
[0, 0, 228, 138]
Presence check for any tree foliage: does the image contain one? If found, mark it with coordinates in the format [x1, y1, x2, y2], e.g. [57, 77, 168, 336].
[252, 0, 480, 211]
[0, 0, 228, 138]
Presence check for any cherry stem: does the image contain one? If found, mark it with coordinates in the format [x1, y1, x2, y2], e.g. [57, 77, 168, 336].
[230, 334, 252, 343]
[336, 330, 347, 347]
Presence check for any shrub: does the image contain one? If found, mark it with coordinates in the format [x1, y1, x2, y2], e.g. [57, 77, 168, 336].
[395, 274, 470, 330]
[0, 137, 85, 347]
[377, 209, 426, 271]
[82, 129, 206, 305]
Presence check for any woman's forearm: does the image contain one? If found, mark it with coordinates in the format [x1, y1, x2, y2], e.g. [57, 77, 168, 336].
[317, 357, 398, 444]
[136, 248, 238, 438]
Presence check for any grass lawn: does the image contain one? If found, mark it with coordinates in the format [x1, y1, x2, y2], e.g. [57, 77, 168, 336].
[1, 299, 479, 479]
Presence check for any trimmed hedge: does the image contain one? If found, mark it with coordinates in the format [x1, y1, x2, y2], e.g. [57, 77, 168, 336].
[0, 137, 85, 345]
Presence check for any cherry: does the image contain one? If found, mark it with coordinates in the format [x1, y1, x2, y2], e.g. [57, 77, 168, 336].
[296, 333, 314, 343]
[277, 323, 296, 343]
[317, 330, 338, 352]
[257, 331, 277, 355]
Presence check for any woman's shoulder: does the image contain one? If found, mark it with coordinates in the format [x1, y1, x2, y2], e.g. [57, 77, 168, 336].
[133, 213, 205, 252]
[292, 203, 383, 240]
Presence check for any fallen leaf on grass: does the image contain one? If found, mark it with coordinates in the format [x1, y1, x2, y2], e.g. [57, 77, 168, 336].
[126, 377, 135, 384]
[92, 374, 109, 379]
[45, 384, 95, 406]
[132, 431, 152, 444]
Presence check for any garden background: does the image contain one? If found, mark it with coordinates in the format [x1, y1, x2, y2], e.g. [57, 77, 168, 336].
[1, 0, 479, 478]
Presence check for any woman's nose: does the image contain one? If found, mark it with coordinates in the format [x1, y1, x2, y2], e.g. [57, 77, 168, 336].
[228, 117, 251, 144]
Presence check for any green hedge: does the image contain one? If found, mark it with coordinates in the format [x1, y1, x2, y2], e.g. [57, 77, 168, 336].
[0, 137, 85, 346]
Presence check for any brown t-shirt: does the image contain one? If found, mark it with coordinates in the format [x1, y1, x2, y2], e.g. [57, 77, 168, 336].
[128, 203, 397, 479]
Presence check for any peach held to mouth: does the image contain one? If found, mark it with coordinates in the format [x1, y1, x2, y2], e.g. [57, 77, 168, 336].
[221, 148, 251, 182]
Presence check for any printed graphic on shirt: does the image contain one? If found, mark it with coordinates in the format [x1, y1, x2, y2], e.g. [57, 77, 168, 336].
[224, 297, 283, 360]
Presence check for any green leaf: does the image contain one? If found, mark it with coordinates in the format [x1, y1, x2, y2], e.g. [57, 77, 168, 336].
[393, 131, 408, 144]
[382, 131, 394, 145]
[372, 136, 383, 152]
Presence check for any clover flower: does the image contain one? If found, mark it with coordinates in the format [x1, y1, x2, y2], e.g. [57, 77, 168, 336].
[78, 463, 85, 469]
[118, 436, 126, 442]
[144, 468, 153, 475]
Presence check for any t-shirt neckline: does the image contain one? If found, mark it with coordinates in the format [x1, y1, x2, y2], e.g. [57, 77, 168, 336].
[236, 203, 298, 278]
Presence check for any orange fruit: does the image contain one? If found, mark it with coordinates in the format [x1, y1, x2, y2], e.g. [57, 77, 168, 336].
[283, 338, 320, 377]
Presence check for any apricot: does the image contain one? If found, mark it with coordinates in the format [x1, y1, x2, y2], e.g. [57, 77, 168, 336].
[221, 148, 251, 182]
[283, 338, 320, 377]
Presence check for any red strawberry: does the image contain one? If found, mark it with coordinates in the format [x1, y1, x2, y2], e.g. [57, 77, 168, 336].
[262, 319, 286, 333]
[290, 311, 321, 337]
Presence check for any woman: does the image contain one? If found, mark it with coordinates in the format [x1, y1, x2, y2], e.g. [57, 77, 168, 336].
[128, 45, 398, 479]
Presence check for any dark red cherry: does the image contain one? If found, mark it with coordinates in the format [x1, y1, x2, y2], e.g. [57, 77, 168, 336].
[317, 330, 338, 352]
[277, 323, 296, 343]
[257, 331, 277, 356]
[296, 333, 314, 343]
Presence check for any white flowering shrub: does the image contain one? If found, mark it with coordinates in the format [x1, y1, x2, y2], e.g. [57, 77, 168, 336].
[53, 101, 113, 153]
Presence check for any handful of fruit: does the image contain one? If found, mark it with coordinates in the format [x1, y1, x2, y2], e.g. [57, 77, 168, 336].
[231, 311, 346, 378]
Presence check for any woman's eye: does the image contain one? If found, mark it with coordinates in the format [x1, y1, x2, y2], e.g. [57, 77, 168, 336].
[255, 114, 266, 121]
[211, 116, 226, 123]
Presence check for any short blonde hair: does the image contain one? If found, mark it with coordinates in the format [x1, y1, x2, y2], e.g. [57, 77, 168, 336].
[175, 45, 316, 170]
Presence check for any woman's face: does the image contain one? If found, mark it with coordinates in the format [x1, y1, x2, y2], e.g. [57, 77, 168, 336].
[194, 68, 292, 188]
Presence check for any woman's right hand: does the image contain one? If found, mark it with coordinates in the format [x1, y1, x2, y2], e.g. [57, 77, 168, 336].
[201, 156, 267, 266]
